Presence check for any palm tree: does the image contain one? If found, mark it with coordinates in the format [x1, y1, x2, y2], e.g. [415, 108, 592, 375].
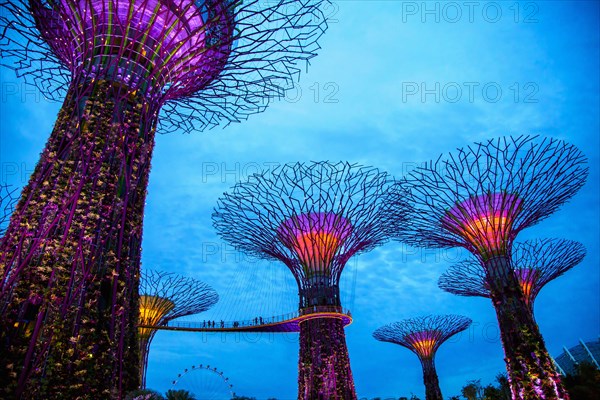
[124, 389, 165, 400]
[461, 380, 482, 400]
[165, 389, 196, 400]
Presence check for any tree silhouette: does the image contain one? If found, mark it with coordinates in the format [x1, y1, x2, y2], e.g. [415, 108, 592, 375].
[562, 362, 600, 400]
[165, 389, 196, 400]
[461, 380, 482, 400]
[125, 388, 165, 400]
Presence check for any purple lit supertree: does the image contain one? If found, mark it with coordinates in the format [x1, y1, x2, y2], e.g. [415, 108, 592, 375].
[0, 1, 329, 397]
[388, 136, 588, 399]
[373, 315, 472, 400]
[138, 270, 218, 388]
[213, 161, 403, 400]
[439, 238, 586, 314]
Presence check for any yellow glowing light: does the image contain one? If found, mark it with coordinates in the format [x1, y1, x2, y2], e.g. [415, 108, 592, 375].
[460, 215, 510, 252]
[138, 295, 175, 338]
[444, 193, 522, 259]
[413, 338, 437, 358]
[13, 321, 35, 337]
[520, 281, 534, 304]
[294, 232, 341, 275]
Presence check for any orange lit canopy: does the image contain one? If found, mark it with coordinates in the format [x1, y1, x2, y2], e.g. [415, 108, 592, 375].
[138, 295, 175, 338]
[406, 330, 440, 359]
[515, 267, 541, 306]
[442, 193, 522, 258]
[278, 212, 352, 277]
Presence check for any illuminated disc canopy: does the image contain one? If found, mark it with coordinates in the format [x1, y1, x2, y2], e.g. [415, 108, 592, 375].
[277, 212, 352, 277]
[3, 0, 331, 132]
[373, 315, 472, 361]
[464, 267, 540, 305]
[515, 268, 540, 303]
[442, 192, 522, 257]
[138, 295, 175, 338]
[439, 238, 586, 307]
[479, 268, 541, 304]
[405, 331, 440, 359]
[32, 0, 234, 98]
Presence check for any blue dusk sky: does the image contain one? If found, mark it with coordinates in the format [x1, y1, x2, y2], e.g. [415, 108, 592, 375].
[0, 1, 599, 399]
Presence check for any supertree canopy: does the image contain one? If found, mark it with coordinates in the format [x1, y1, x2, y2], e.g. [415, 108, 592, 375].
[0, 1, 329, 398]
[0, 0, 329, 132]
[442, 193, 522, 259]
[138, 270, 218, 388]
[439, 238, 586, 312]
[373, 315, 472, 400]
[213, 161, 404, 400]
[389, 135, 588, 399]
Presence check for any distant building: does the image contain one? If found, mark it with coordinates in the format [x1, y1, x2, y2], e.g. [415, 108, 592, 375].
[553, 338, 600, 375]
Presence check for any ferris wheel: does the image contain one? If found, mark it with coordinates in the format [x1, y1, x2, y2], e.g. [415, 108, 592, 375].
[171, 364, 235, 400]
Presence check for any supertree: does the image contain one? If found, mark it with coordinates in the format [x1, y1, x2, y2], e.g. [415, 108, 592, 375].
[388, 135, 588, 399]
[213, 161, 404, 400]
[138, 270, 218, 388]
[0, 1, 329, 397]
[439, 238, 586, 313]
[373, 315, 472, 400]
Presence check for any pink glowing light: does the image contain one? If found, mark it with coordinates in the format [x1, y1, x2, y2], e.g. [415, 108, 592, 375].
[442, 193, 522, 256]
[34, 0, 233, 98]
[515, 268, 540, 305]
[278, 212, 352, 276]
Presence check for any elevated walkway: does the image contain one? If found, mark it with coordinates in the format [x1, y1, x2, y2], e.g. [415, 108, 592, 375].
[138, 306, 352, 333]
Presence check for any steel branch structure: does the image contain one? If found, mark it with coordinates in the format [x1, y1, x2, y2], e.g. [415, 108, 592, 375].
[0, 184, 18, 237]
[390, 136, 588, 400]
[213, 161, 403, 400]
[439, 238, 586, 313]
[373, 315, 472, 400]
[0, 1, 329, 398]
[0, 0, 329, 133]
[138, 270, 218, 388]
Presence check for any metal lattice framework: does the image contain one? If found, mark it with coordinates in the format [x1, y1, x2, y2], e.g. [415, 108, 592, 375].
[439, 238, 586, 310]
[0, 1, 329, 398]
[373, 315, 472, 400]
[388, 135, 588, 400]
[138, 270, 218, 388]
[0, 0, 329, 133]
[213, 161, 404, 400]
[393, 135, 588, 262]
[214, 162, 398, 292]
[0, 184, 18, 237]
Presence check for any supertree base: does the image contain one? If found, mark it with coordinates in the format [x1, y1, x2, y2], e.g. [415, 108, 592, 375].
[486, 257, 569, 399]
[0, 78, 155, 398]
[298, 316, 356, 400]
[421, 358, 443, 400]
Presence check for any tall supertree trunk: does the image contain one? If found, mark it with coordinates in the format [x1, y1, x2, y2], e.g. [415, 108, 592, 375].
[420, 358, 443, 400]
[485, 256, 569, 399]
[298, 316, 356, 400]
[0, 77, 157, 399]
[139, 334, 154, 388]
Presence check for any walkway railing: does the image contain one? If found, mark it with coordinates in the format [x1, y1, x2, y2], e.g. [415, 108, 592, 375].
[138, 307, 352, 331]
